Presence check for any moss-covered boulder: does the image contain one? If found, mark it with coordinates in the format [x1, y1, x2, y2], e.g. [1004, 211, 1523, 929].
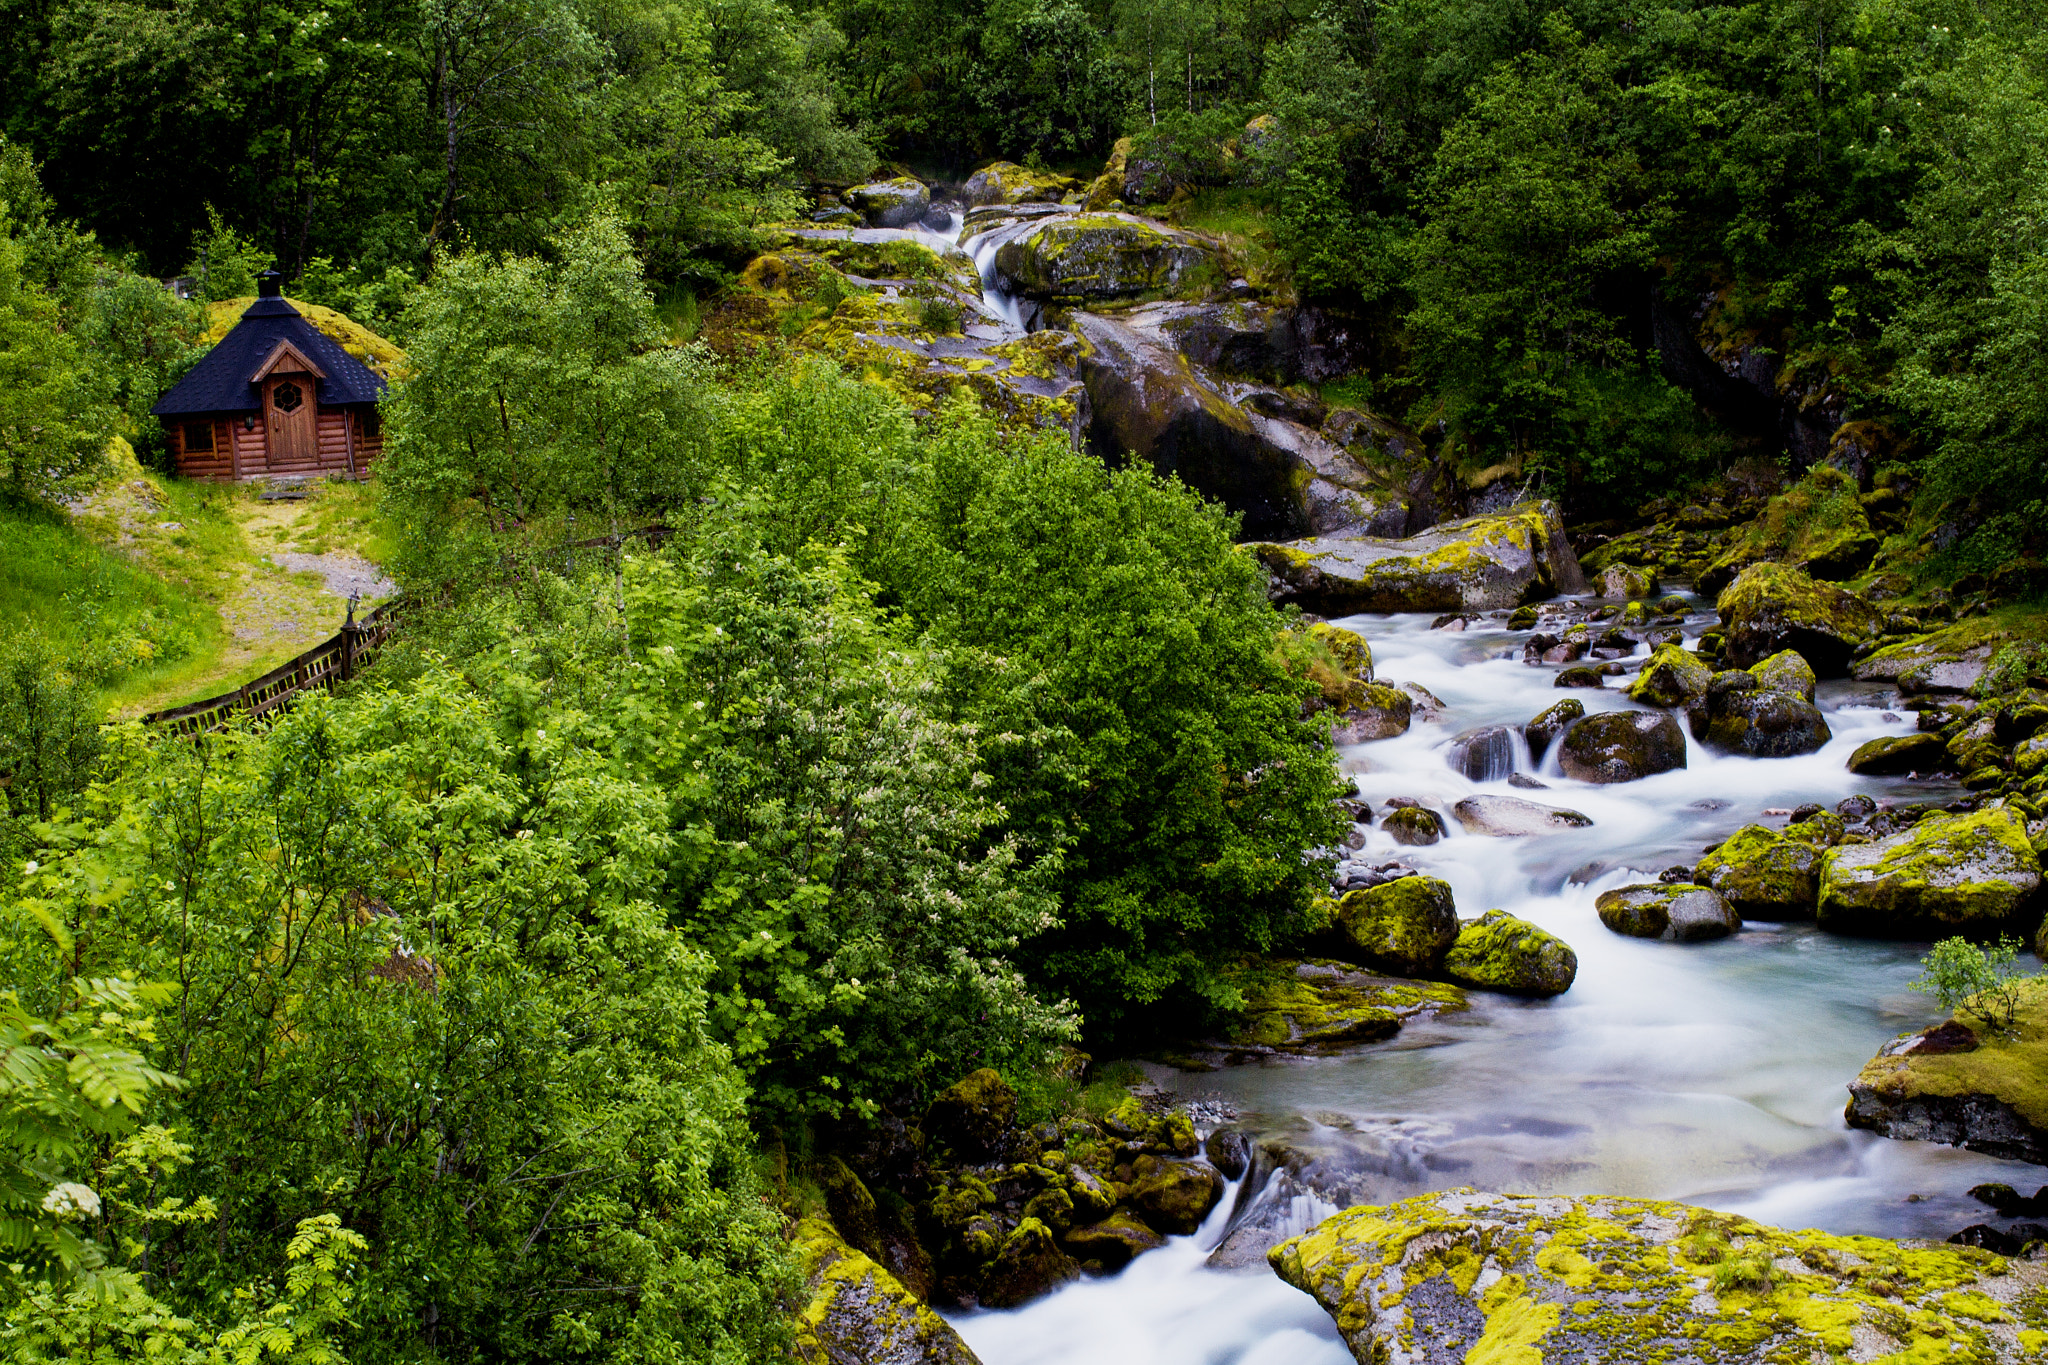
[845, 177, 932, 229]
[1129, 1159, 1225, 1235]
[1253, 500, 1589, 615]
[977, 1217, 1079, 1309]
[1060, 1211, 1164, 1270]
[1817, 805, 2043, 936]
[1595, 884, 1743, 942]
[1848, 731, 1952, 776]
[1597, 564, 1655, 598]
[962, 162, 1079, 207]
[1331, 682, 1413, 742]
[923, 1068, 1017, 1161]
[1750, 648, 1818, 702]
[1443, 910, 1577, 996]
[1693, 680, 1833, 757]
[1624, 643, 1712, 709]
[1334, 876, 1460, 976]
[993, 213, 1213, 299]
[1382, 805, 1445, 846]
[1556, 709, 1687, 783]
[1523, 698, 1584, 762]
[1269, 1190, 2041, 1365]
[793, 1219, 983, 1365]
[1715, 562, 1882, 674]
[1694, 824, 1823, 918]
[1854, 628, 2007, 696]
[1449, 794, 1594, 837]
[1219, 959, 1467, 1057]
[1847, 981, 2048, 1165]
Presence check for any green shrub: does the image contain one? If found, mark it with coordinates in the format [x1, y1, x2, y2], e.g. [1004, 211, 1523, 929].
[1912, 935, 2033, 1034]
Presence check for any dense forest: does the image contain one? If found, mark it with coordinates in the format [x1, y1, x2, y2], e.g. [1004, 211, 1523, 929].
[1, 0, 2047, 1358]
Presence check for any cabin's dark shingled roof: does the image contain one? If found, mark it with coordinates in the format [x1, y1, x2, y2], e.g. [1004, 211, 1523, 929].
[151, 295, 388, 417]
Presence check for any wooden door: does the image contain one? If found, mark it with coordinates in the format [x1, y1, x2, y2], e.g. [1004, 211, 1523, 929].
[266, 375, 317, 466]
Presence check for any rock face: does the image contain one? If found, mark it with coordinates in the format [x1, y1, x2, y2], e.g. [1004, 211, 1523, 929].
[1556, 709, 1687, 783]
[845, 177, 932, 229]
[1848, 732, 1951, 776]
[1070, 311, 1386, 541]
[1270, 1190, 2044, 1365]
[1450, 795, 1593, 837]
[1595, 884, 1742, 941]
[1217, 959, 1466, 1058]
[1252, 501, 1589, 615]
[1847, 986, 2048, 1165]
[1443, 911, 1577, 996]
[1817, 805, 2043, 936]
[1854, 632, 2002, 695]
[1624, 643, 1712, 708]
[1332, 876, 1460, 976]
[993, 214, 1212, 299]
[1715, 562, 1883, 674]
[1694, 824, 1824, 918]
[793, 1219, 982, 1365]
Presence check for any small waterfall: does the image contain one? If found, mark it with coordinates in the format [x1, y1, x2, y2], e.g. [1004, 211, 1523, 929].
[966, 224, 1028, 331]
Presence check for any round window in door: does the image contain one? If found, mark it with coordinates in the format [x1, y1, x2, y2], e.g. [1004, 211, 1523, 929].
[273, 381, 304, 412]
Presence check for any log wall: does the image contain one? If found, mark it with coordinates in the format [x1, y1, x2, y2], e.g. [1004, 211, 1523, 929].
[171, 407, 382, 481]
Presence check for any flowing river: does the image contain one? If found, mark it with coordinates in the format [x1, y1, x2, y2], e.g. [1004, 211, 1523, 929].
[947, 599, 2042, 1365]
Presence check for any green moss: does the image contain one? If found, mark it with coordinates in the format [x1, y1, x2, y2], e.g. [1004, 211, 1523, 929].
[1626, 643, 1713, 708]
[1442, 911, 1577, 996]
[1696, 824, 1823, 918]
[1217, 957, 1466, 1054]
[1272, 1192, 2030, 1365]
[1334, 877, 1459, 976]
[1818, 805, 2040, 933]
[1851, 980, 2048, 1133]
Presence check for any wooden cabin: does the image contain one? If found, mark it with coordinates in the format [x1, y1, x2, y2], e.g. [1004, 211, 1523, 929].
[152, 271, 388, 480]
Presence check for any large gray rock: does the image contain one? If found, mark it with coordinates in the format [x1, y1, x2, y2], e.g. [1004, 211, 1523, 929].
[1557, 710, 1687, 783]
[1817, 805, 2043, 936]
[961, 162, 1077, 207]
[1271, 1192, 2047, 1365]
[1252, 501, 1588, 615]
[1444, 724, 1518, 781]
[1595, 883, 1742, 941]
[1071, 312, 1403, 541]
[845, 177, 932, 229]
[993, 213, 1213, 299]
[1691, 674, 1833, 757]
[1451, 795, 1593, 837]
[793, 1219, 982, 1364]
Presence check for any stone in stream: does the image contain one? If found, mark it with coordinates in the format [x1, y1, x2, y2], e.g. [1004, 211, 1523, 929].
[1817, 805, 2042, 936]
[1595, 883, 1742, 941]
[1443, 723, 1518, 780]
[1330, 682, 1412, 742]
[1846, 986, 2048, 1166]
[1060, 1211, 1164, 1270]
[1523, 698, 1583, 762]
[1750, 647, 1819, 701]
[1714, 561, 1883, 674]
[1597, 563, 1654, 597]
[993, 213, 1213, 299]
[961, 161, 1079, 207]
[1624, 641, 1712, 708]
[1381, 806, 1444, 846]
[792, 1218, 983, 1365]
[1848, 731, 1951, 775]
[1270, 1190, 2047, 1365]
[1450, 795, 1593, 837]
[1442, 910, 1577, 995]
[1853, 631, 2003, 695]
[1554, 665, 1604, 688]
[1251, 500, 1588, 615]
[1332, 876, 1459, 976]
[1691, 671, 1833, 757]
[1556, 709, 1687, 783]
[844, 176, 932, 228]
[976, 1218, 1079, 1308]
[1127, 1157, 1225, 1235]
[1693, 824, 1824, 918]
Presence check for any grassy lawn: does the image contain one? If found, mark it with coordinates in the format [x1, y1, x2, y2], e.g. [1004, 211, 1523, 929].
[3, 442, 399, 719]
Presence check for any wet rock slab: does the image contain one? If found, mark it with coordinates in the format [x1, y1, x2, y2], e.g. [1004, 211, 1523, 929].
[1252, 500, 1588, 615]
[1271, 1190, 2047, 1365]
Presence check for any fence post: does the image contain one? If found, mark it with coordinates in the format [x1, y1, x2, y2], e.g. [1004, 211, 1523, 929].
[340, 591, 361, 683]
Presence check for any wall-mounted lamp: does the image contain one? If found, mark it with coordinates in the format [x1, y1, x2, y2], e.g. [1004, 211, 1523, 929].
[242, 415, 257, 431]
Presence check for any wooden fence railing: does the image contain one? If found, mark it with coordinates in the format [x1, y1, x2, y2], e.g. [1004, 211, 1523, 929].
[139, 524, 674, 736]
[143, 601, 399, 735]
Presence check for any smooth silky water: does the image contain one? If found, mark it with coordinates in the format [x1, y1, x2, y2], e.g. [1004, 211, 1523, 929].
[949, 602, 2042, 1364]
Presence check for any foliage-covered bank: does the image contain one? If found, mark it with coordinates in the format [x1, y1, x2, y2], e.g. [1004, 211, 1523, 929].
[0, 215, 1346, 1353]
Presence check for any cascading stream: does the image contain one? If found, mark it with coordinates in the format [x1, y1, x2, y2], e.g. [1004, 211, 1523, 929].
[948, 600, 2041, 1364]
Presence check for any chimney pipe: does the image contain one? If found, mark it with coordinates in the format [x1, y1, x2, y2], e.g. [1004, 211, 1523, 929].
[257, 269, 284, 299]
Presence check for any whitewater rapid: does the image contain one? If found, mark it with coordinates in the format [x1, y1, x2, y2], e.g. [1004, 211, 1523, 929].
[948, 597, 2040, 1364]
